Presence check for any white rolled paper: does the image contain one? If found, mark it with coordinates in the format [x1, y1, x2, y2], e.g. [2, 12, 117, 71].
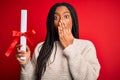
[20, 10, 27, 60]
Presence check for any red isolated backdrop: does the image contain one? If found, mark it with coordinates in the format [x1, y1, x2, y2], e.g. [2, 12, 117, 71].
[0, 0, 120, 80]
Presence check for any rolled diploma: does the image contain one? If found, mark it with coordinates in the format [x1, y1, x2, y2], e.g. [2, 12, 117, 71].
[20, 10, 27, 60]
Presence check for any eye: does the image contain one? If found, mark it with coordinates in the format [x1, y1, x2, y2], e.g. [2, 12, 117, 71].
[64, 15, 69, 19]
[54, 15, 59, 20]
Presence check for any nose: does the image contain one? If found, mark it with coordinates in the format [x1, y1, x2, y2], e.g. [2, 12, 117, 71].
[59, 19, 62, 22]
[59, 16, 64, 22]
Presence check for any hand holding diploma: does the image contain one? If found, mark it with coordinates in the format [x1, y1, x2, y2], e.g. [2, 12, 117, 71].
[5, 9, 35, 62]
[16, 44, 31, 64]
[16, 10, 30, 64]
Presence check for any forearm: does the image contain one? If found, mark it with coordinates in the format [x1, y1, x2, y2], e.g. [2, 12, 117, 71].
[20, 60, 36, 80]
[65, 54, 99, 80]
[63, 40, 100, 80]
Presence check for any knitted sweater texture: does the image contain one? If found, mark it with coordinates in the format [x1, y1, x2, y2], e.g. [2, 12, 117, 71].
[21, 39, 100, 80]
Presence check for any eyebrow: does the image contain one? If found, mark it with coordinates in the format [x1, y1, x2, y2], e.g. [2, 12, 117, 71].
[64, 11, 70, 14]
[54, 11, 70, 14]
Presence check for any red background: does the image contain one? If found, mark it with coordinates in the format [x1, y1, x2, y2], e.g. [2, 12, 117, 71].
[0, 0, 120, 80]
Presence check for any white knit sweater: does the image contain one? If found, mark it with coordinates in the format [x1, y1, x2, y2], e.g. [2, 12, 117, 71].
[20, 39, 100, 80]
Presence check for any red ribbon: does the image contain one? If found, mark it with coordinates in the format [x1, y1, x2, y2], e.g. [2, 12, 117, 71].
[5, 29, 36, 57]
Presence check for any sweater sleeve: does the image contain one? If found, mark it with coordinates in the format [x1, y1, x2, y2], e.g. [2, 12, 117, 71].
[63, 39, 100, 80]
[20, 42, 43, 80]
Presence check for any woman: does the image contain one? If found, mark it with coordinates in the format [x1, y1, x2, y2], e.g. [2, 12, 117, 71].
[16, 2, 100, 80]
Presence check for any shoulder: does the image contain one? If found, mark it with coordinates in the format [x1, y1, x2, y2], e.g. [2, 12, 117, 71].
[33, 41, 44, 59]
[34, 41, 44, 52]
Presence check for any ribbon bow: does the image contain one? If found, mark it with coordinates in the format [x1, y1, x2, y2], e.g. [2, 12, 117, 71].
[5, 29, 36, 57]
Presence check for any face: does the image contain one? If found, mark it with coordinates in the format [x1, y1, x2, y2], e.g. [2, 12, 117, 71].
[54, 6, 72, 31]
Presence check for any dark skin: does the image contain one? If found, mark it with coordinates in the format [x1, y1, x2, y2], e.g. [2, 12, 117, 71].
[16, 6, 74, 64]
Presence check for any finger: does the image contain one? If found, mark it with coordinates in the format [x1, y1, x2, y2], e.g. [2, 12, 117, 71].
[65, 28, 69, 33]
[61, 23, 67, 36]
[16, 57, 22, 62]
[63, 28, 67, 35]
[67, 28, 74, 39]
[60, 20, 62, 23]
[58, 27, 64, 39]
[62, 21, 66, 28]
[63, 28, 72, 41]
[16, 44, 23, 52]
[68, 28, 73, 37]
[16, 57, 26, 64]
[60, 20, 65, 31]
[61, 20, 71, 33]
[61, 20, 65, 28]
[26, 45, 30, 52]
[59, 21, 65, 35]
[16, 51, 27, 62]
[16, 50, 25, 57]
[16, 44, 22, 48]
[61, 21, 68, 35]
[68, 28, 71, 33]
[58, 21, 63, 32]
[59, 23, 66, 40]
[58, 27, 62, 38]
[59, 21, 66, 39]
[62, 21, 68, 31]
[58, 26, 61, 35]
[59, 21, 62, 27]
